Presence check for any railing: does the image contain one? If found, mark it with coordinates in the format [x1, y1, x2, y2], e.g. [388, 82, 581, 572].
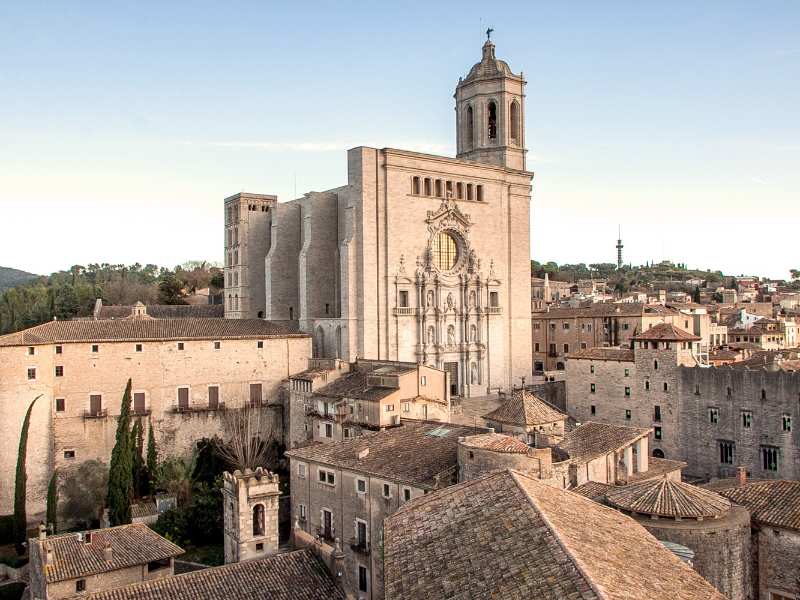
[131, 408, 152, 417]
[349, 538, 371, 555]
[83, 409, 108, 419]
[169, 402, 226, 414]
[392, 307, 416, 316]
[485, 306, 502, 314]
[316, 527, 336, 544]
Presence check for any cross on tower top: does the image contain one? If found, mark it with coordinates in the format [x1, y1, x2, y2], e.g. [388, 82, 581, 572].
[486, 27, 494, 41]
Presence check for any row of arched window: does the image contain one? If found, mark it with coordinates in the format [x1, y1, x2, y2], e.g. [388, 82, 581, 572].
[226, 271, 239, 287]
[227, 294, 239, 311]
[411, 176, 484, 202]
[225, 203, 240, 225]
[226, 250, 239, 267]
[226, 227, 239, 247]
[463, 99, 521, 149]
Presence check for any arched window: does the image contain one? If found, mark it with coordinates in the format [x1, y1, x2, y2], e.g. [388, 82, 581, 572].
[487, 101, 497, 140]
[227, 294, 231, 309]
[466, 105, 474, 148]
[234, 294, 239, 311]
[509, 100, 520, 145]
[424, 178, 432, 196]
[411, 176, 420, 195]
[652, 449, 665, 459]
[432, 232, 458, 271]
[252, 504, 265, 536]
[336, 326, 343, 359]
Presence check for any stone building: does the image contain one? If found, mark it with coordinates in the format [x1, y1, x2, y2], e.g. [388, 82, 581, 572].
[27, 523, 183, 599]
[285, 420, 483, 599]
[224, 38, 533, 397]
[531, 303, 707, 372]
[482, 388, 566, 445]
[605, 478, 752, 600]
[383, 469, 726, 599]
[705, 477, 800, 600]
[0, 314, 310, 518]
[288, 359, 449, 448]
[222, 468, 281, 564]
[566, 323, 800, 481]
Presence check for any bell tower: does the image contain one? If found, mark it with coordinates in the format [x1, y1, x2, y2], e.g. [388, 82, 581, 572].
[455, 34, 527, 170]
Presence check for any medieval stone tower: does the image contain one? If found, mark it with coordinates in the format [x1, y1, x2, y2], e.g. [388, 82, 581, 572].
[222, 468, 280, 564]
[455, 35, 527, 170]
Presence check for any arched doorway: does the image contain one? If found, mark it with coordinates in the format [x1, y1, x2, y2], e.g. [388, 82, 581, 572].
[652, 448, 665, 459]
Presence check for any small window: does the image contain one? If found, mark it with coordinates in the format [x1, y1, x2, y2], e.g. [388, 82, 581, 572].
[135, 343, 143, 352]
[298, 503, 306, 519]
[257, 341, 264, 349]
[420, 376, 427, 386]
[177, 342, 185, 351]
[76, 579, 86, 592]
[319, 469, 335, 485]
[782, 415, 792, 432]
[55, 365, 64, 377]
[358, 565, 368, 593]
[563, 323, 569, 330]
[56, 398, 65, 412]
[719, 441, 735, 464]
[255, 542, 264, 551]
[590, 383, 596, 394]
[402, 402, 411, 413]
[91, 344, 99, 353]
[385, 404, 395, 412]
[214, 341, 221, 350]
[590, 405, 596, 416]
[563, 343, 569, 353]
[590, 365, 595, 374]
[653, 360, 658, 370]
[645, 380, 651, 391]
[399, 290, 409, 308]
[403, 488, 412, 502]
[624, 369, 630, 377]
[741, 412, 752, 428]
[64, 450, 76, 460]
[147, 558, 171, 572]
[625, 409, 631, 420]
[761, 389, 767, 401]
[324, 423, 333, 438]
[726, 387, 732, 397]
[709, 408, 719, 424]
[654, 426, 663, 440]
[55, 345, 62, 354]
[27, 347, 35, 356]
[382, 483, 391, 499]
[624, 386, 631, 397]
[27, 368, 36, 380]
[298, 463, 306, 479]
[356, 479, 367, 494]
[476, 184, 484, 202]
[761, 446, 779, 472]
[490, 291, 499, 307]
[663, 382, 669, 392]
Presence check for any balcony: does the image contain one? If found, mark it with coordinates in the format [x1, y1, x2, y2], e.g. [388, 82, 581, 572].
[316, 527, 336, 544]
[83, 409, 108, 419]
[349, 538, 371, 555]
[392, 307, 416, 316]
[131, 408, 151, 417]
[485, 306, 502, 314]
[169, 402, 226, 414]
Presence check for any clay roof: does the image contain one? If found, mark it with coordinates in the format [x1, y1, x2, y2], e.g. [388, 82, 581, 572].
[459, 433, 531, 454]
[483, 389, 566, 427]
[0, 318, 306, 347]
[80, 549, 345, 600]
[311, 361, 418, 402]
[557, 422, 651, 464]
[606, 478, 731, 519]
[384, 469, 725, 600]
[571, 481, 613, 502]
[627, 457, 687, 483]
[532, 303, 647, 319]
[286, 421, 485, 489]
[97, 304, 224, 319]
[632, 323, 700, 341]
[130, 501, 158, 519]
[711, 480, 800, 530]
[567, 347, 635, 362]
[30, 524, 183, 584]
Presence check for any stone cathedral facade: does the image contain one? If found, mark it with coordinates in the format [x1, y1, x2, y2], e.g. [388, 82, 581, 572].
[223, 39, 533, 397]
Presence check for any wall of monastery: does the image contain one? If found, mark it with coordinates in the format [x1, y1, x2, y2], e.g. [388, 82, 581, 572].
[264, 202, 302, 321]
[755, 527, 800, 600]
[298, 191, 341, 324]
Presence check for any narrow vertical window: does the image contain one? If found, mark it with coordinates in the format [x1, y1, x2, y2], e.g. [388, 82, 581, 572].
[510, 99, 520, 144]
[487, 101, 497, 139]
[411, 176, 420, 195]
[466, 105, 474, 148]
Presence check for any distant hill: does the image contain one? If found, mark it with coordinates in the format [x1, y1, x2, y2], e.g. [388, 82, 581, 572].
[0, 266, 39, 290]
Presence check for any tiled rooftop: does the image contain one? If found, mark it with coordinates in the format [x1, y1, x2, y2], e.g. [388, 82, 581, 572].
[79, 549, 344, 600]
[483, 389, 565, 427]
[606, 478, 732, 520]
[557, 422, 650, 464]
[532, 302, 651, 319]
[384, 469, 725, 600]
[566, 347, 635, 362]
[286, 420, 485, 489]
[707, 479, 800, 530]
[97, 304, 224, 320]
[0, 318, 306, 347]
[627, 457, 686, 483]
[632, 323, 701, 341]
[311, 361, 418, 402]
[571, 480, 613, 502]
[30, 524, 183, 584]
[459, 433, 531, 454]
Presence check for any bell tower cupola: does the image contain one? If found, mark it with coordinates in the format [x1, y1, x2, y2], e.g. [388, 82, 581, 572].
[455, 33, 527, 170]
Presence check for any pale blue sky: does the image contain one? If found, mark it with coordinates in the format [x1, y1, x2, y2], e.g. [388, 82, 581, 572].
[1, 2, 798, 279]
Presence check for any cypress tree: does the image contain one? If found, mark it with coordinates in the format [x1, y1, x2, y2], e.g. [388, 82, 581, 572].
[107, 380, 134, 526]
[146, 419, 158, 495]
[46, 470, 58, 533]
[130, 419, 145, 498]
[13, 395, 40, 555]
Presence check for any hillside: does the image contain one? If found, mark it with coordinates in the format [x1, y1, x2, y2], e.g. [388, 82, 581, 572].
[0, 266, 39, 290]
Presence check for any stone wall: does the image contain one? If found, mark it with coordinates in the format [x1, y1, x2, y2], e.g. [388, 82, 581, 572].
[457, 442, 549, 482]
[755, 527, 800, 600]
[222, 469, 280, 564]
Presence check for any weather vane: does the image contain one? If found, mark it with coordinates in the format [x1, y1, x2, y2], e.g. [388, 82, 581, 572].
[486, 27, 494, 41]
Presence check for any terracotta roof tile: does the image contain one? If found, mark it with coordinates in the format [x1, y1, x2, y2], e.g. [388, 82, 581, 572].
[0, 318, 307, 347]
[80, 549, 344, 600]
[606, 478, 731, 519]
[483, 390, 566, 427]
[557, 422, 650, 464]
[571, 481, 613, 502]
[459, 433, 531, 454]
[97, 304, 224, 319]
[567, 347, 635, 362]
[384, 469, 725, 600]
[633, 323, 700, 341]
[710, 480, 800, 530]
[627, 457, 686, 483]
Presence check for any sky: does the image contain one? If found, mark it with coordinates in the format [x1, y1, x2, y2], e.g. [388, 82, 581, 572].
[0, 2, 798, 279]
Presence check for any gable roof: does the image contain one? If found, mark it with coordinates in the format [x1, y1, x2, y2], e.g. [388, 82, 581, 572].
[459, 432, 532, 454]
[566, 347, 635, 362]
[557, 422, 651, 464]
[606, 478, 731, 520]
[96, 304, 224, 320]
[0, 318, 307, 347]
[384, 469, 725, 600]
[30, 524, 183, 584]
[632, 323, 700, 341]
[709, 480, 800, 530]
[286, 420, 484, 489]
[483, 389, 565, 427]
[79, 549, 345, 600]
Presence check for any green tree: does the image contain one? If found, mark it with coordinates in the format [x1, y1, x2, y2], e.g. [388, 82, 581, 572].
[13, 395, 40, 554]
[46, 470, 58, 533]
[61, 460, 108, 529]
[130, 419, 146, 499]
[157, 272, 187, 305]
[107, 380, 134, 526]
[146, 421, 158, 495]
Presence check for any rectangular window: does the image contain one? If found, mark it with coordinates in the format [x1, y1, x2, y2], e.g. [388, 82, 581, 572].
[563, 322, 570, 330]
[624, 369, 630, 377]
[625, 409, 631, 420]
[257, 340, 264, 349]
[177, 342, 184, 350]
[476, 184, 484, 202]
[56, 398, 65, 412]
[563, 343, 569, 353]
[654, 426, 663, 440]
[420, 376, 427, 386]
[399, 290, 409, 308]
[356, 479, 366, 494]
[89, 394, 102, 416]
[91, 344, 99, 353]
[55, 345, 62, 354]
[299, 503, 306, 519]
[783, 415, 792, 432]
[385, 404, 395, 412]
[255, 543, 264, 552]
[298, 463, 306, 479]
[64, 450, 76, 460]
[27, 368, 36, 380]
[534, 343, 540, 352]
[343, 427, 351, 438]
[133, 392, 145, 414]
[356, 520, 368, 546]
[590, 405, 596, 416]
[590, 365, 595, 374]
[55, 365, 64, 377]
[709, 408, 719, 424]
[581, 342, 587, 349]
[403, 488, 412, 501]
[214, 341, 221, 350]
[490, 291, 499, 307]
[249, 383, 262, 407]
[383, 483, 391, 498]
[208, 386, 219, 409]
[324, 423, 332, 438]
[624, 386, 631, 397]
[719, 441, 735, 464]
[590, 383, 596, 394]
[402, 402, 411, 413]
[741, 411, 752, 428]
[654, 405, 661, 422]
[135, 343, 143, 352]
[358, 565, 368, 593]
[76, 579, 86, 592]
[27, 346, 35, 355]
[178, 387, 189, 410]
[761, 446, 779, 472]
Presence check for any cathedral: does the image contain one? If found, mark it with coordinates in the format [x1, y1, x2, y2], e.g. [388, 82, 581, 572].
[223, 37, 533, 397]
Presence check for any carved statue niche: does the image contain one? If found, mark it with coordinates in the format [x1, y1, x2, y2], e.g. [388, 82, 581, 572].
[469, 323, 477, 342]
[446, 292, 454, 310]
[426, 290, 435, 308]
[469, 290, 476, 308]
[427, 326, 436, 345]
[470, 362, 478, 385]
[447, 324, 455, 347]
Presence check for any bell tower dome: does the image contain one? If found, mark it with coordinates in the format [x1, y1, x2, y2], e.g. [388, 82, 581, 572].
[455, 35, 527, 170]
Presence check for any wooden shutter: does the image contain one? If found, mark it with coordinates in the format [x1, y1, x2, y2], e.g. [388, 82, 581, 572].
[133, 393, 145, 413]
[178, 388, 189, 410]
[89, 395, 102, 416]
[249, 383, 262, 408]
[208, 386, 219, 409]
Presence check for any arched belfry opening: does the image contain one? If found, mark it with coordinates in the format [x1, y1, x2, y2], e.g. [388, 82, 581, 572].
[466, 105, 474, 149]
[510, 99, 520, 145]
[252, 504, 265, 536]
[487, 101, 498, 140]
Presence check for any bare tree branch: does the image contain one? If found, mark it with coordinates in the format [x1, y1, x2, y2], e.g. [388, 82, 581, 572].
[216, 406, 277, 472]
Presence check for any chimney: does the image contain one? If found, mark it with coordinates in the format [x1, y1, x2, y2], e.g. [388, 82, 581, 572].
[736, 466, 747, 487]
[103, 543, 113, 563]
